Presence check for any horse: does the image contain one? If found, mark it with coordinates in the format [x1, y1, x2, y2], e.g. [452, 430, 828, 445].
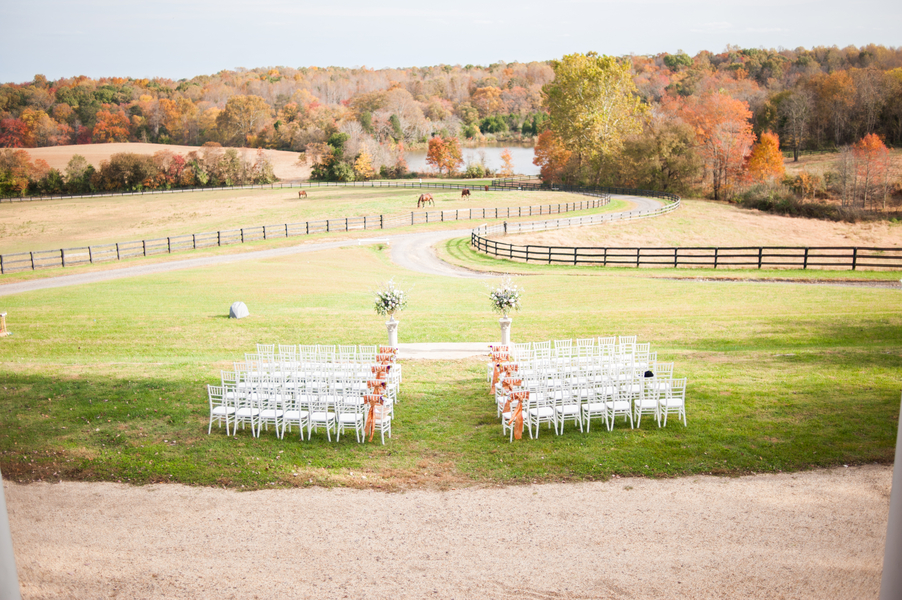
[417, 193, 434, 208]
[298, 190, 307, 198]
[461, 188, 470, 199]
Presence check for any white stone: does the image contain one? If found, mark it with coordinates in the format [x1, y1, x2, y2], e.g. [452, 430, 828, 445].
[229, 302, 249, 319]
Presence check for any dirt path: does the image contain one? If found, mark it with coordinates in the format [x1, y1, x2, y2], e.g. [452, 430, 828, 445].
[6, 465, 888, 599]
[0, 195, 663, 296]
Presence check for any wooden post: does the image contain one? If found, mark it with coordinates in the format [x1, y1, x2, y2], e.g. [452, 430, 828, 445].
[758, 247, 763, 269]
[673, 248, 678, 268]
[803, 247, 809, 270]
[116, 243, 120, 259]
[714, 248, 719, 269]
[852, 248, 858, 271]
[88, 246, 93, 264]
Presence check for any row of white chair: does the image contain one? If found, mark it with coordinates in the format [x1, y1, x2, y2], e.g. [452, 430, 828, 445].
[497, 374, 687, 441]
[209, 369, 395, 444]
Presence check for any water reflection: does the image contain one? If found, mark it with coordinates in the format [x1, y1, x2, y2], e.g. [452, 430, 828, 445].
[404, 145, 538, 176]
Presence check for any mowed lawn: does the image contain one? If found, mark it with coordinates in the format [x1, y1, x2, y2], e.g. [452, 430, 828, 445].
[0, 185, 599, 254]
[0, 242, 898, 489]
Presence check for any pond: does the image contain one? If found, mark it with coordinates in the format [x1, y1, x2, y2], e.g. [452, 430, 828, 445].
[404, 145, 539, 176]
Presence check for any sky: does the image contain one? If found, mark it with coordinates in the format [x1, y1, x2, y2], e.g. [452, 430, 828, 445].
[1, 0, 900, 83]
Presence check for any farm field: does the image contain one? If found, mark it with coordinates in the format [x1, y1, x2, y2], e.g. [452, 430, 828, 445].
[21, 142, 312, 181]
[482, 197, 902, 249]
[0, 185, 610, 254]
[0, 236, 899, 490]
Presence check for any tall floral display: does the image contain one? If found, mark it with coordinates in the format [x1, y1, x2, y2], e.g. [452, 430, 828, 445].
[488, 277, 522, 345]
[374, 280, 409, 347]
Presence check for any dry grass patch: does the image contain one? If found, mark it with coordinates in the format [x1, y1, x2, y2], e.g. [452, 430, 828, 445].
[491, 198, 902, 249]
[23, 142, 311, 181]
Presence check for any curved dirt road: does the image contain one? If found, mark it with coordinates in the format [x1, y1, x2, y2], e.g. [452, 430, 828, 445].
[0, 195, 662, 296]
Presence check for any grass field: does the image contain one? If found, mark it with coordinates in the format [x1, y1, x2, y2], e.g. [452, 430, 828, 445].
[0, 186, 602, 254]
[0, 235, 899, 490]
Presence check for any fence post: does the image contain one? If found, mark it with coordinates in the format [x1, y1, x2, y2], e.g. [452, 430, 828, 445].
[803, 247, 809, 269]
[603, 247, 607, 266]
[116, 243, 120, 260]
[217, 231, 221, 246]
[62, 249, 66, 267]
[0, 255, 3, 274]
[380, 215, 383, 229]
[411, 212, 414, 225]
[143, 240, 146, 256]
[525, 246, 530, 263]
[167, 237, 171, 253]
[241, 229, 244, 243]
[713, 248, 718, 269]
[345, 218, 348, 231]
[193, 234, 196, 249]
[573, 247, 578, 265]
[758, 247, 763, 269]
[306, 222, 309, 235]
[852, 248, 858, 271]
[30, 252, 34, 270]
[548, 247, 552, 264]
[88, 246, 93, 264]
[326, 220, 330, 233]
[285, 224, 288, 238]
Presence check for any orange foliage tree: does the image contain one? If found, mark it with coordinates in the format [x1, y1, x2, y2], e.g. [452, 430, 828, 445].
[499, 148, 515, 177]
[425, 135, 462, 175]
[852, 133, 892, 209]
[671, 93, 756, 200]
[746, 131, 785, 182]
[92, 109, 130, 143]
[532, 130, 572, 185]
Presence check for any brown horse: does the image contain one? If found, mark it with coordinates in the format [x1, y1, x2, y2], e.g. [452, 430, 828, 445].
[298, 190, 307, 198]
[417, 193, 434, 208]
[461, 188, 470, 199]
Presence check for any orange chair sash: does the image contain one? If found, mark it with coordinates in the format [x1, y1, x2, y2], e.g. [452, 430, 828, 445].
[364, 394, 384, 442]
[371, 364, 391, 379]
[507, 391, 528, 440]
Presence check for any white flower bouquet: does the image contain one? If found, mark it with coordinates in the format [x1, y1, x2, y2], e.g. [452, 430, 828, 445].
[374, 279, 409, 319]
[488, 276, 522, 316]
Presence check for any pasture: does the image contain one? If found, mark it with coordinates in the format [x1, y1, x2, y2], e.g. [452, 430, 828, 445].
[0, 186, 611, 255]
[0, 219, 899, 490]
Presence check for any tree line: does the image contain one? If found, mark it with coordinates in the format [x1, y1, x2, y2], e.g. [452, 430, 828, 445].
[534, 49, 901, 216]
[0, 143, 276, 197]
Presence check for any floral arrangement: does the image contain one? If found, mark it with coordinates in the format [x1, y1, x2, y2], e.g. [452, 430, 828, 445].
[374, 279, 409, 318]
[488, 276, 522, 316]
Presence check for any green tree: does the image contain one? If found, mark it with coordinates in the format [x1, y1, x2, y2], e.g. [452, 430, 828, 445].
[542, 52, 646, 184]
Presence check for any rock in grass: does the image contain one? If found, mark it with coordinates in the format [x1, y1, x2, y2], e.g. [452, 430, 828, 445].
[229, 302, 249, 319]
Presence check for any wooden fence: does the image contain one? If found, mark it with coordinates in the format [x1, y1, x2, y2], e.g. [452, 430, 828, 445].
[470, 236, 902, 271]
[0, 196, 610, 274]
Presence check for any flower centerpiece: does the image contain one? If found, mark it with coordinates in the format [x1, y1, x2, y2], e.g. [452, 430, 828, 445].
[488, 276, 522, 318]
[374, 279, 409, 322]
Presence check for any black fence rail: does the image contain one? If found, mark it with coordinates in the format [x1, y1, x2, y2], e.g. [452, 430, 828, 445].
[470, 238, 902, 271]
[0, 197, 611, 274]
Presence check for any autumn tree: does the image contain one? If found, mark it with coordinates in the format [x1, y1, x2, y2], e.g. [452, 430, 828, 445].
[616, 114, 702, 194]
[746, 131, 785, 182]
[91, 108, 130, 143]
[542, 52, 646, 184]
[354, 151, 375, 180]
[425, 135, 463, 175]
[215, 95, 271, 145]
[851, 133, 892, 210]
[670, 92, 756, 200]
[532, 130, 572, 185]
[499, 148, 515, 177]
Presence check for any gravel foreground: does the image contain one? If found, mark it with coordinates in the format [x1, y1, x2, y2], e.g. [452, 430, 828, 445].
[6, 465, 889, 600]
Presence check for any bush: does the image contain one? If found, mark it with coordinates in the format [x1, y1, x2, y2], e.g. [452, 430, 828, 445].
[736, 183, 852, 221]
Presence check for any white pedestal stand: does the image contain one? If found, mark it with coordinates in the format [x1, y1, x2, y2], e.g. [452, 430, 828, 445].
[499, 316, 512, 346]
[386, 316, 399, 348]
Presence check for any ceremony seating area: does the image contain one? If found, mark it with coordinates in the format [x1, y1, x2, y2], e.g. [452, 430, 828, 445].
[489, 336, 687, 441]
[207, 343, 400, 444]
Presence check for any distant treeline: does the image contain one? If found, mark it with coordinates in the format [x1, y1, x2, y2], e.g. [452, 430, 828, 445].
[0, 144, 276, 197]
